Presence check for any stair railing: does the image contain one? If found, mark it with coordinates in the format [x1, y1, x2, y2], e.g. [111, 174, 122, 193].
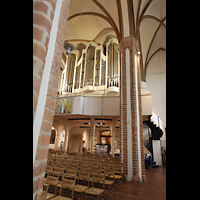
[151, 110, 164, 132]
[144, 146, 152, 160]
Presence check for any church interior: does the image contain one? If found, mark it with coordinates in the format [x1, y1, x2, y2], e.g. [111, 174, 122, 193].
[33, 0, 166, 199]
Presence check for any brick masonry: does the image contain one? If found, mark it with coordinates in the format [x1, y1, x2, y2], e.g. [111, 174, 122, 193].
[33, 0, 71, 199]
[119, 36, 146, 182]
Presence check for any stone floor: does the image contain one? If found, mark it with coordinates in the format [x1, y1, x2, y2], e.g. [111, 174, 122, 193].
[107, 166, 166, 200]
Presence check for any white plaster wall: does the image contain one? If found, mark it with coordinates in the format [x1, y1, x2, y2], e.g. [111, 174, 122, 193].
[121, 0, 130, 37]
[69, 127, 91, 152]
[152, 140, 162, 166]
[58, 129, 65, 147]
[146, 50, 166, 130]
[141, 95, 152, 115]
[66, 96, 150, 116]
[94, 129, 101, 144]
[82, 129, 91, 149]
[103, 97, 120, 115]
[72, 96, 84, 114]
[69, 133, 82, 153]
[83, 97, 103, 115]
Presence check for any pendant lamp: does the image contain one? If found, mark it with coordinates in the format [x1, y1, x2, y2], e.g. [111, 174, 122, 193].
[64, 42, 75, 55]
[63, 0, 93, 55]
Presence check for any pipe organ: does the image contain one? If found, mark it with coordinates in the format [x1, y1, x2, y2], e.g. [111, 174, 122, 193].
[60, 38, 119, 95]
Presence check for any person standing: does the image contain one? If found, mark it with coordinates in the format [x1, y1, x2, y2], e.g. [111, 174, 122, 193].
[108, 142, 111, 154]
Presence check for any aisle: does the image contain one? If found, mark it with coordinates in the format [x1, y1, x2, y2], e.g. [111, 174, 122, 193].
[108, 166, 166, 200]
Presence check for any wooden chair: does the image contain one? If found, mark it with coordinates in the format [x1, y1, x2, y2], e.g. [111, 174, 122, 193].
[67, 162, 79, 171]
[51, 178, 75, 200]
[48, 167, 65, 181]
[103, 168, 115, 196]
[60, 178, 75, 198]
[65, 169, 78, 180]
[109, 165, 123, 189]
[42, 183, 49, 200]
[80, 158, 90, 164]
[74, 172, 89, 200]
[44, 176, 58, 196]
[45, 166, 53, 178]
[85, 173, 105, 200]
[80, 163, 90, 168]
[77, 171, 90, 187]
[79, 166, 91, 173]
[90, 167, 102, 185]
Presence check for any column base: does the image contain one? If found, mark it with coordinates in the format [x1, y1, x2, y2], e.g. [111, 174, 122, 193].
[133, 176, 141, 183]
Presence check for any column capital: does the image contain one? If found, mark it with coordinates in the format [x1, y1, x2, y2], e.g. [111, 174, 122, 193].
[119, 36, 139, 52]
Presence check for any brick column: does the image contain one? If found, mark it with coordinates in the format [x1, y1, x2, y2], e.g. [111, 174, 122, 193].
[119, 36, 146, 182]
[33, 0, 71, 199]
[33, 0, 57, 122]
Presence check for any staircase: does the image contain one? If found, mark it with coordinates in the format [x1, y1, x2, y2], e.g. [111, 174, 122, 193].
[143, 111, 164, 168]
[147, 121, 163, 140]
[151, 161, 159, 168]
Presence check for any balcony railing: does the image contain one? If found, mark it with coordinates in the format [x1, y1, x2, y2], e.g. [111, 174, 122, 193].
[151, 110, 164, 132]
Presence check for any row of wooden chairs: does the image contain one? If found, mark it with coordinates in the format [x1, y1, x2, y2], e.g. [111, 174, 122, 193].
[44, 153, 123, 199]
[45, 165, 123, 187]
[47, 156, 123, 167]
[43, 171, 117, 200]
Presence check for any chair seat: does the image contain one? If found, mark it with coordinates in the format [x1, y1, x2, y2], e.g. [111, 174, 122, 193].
[46, 193, 56, 199]
[65, 174, 77, 179]
[50, 195, 72, 200]
[102, 180, 114, 185]
[74, 184, 88, 192]
[45, 180, 58, 186]
[85, 187, 104, 195]
[109, 175, 122, 179]
[60, 183, 74, 190]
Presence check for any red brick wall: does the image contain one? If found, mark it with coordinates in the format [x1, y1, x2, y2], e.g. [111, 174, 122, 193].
[33, 0, 57, 122]
[33, 0, 70, 199]
[119, 36, 146, 182]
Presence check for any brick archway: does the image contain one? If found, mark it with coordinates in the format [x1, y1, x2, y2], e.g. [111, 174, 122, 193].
[33, 0, 71, 199]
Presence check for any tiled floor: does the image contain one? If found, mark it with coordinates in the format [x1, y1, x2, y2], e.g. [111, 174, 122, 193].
[107, 166, 166, 200]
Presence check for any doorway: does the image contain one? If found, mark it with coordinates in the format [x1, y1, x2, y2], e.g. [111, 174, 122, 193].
[100, 131, 111, 144]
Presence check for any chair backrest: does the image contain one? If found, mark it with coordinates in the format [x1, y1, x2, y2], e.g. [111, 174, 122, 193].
[54, 167, 65, 173]
[77, 171, 90, 186]
[92, 173, 105, 189]
[68, 164, 79, 171]
[66, 169, 77, 176]
[91, 163, 100, 168]
[104, 168, 115, 177]
[79, 166, 91, 173]
[78, 171, 90, 180]
[114, 165, 122, 175]
[61, 177, 75, 189]
[45, 166, 53, 172]
[59, 177, 75, 199]
[45, 176, 58, 186]
[91, 167, 102, 175]
[80, 163, 90, 168]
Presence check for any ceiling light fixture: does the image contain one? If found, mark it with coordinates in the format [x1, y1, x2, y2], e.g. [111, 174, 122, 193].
[64, 42, 75, 55]
[64, 0, 93, 55]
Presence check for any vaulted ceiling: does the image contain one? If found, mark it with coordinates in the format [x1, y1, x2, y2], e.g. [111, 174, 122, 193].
[64, 0, 166, 81]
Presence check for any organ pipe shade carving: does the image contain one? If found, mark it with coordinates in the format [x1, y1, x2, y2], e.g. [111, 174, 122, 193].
[85, 45, 95, 86]
[107, 42, 119, 87]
